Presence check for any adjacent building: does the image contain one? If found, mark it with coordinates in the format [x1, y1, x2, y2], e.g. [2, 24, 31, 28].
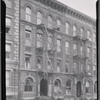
[4, 0, 97, 100]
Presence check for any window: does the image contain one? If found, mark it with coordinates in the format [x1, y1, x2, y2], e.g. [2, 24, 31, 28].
[48, 15, 53, 29]
[80, 45, 83, 56]
[6, 70, 10, 86]
[87, 47, 90, 57]
[93, 49, 96, 64]
[65, 41, 70, 54]
[57, 19, 61, 31]
[25, 7, 31, 22]
[80, 28, 83, 38]
[4, 0, 12, 8]
[37, 33, 43, 48]
[54, 79, 61, 93]
[6, 17, 12, 34]
[6, 43, 11, 59]
[47, 36, 52, 50]
[25, 77, 33, 91]
[37, 56, 42, 69]
[87, 31, 91, 41]
[65, 62, 69, 73]
[85, 81, 90, 93]
[66, 23, 69, 34]
[94, 81, 97, 93]
[66, 80, 71, 94]
[73, 43, 77, 55]
[25, 29, 31, 45]
[73, 63, 77, 73]
[73, 25, 77, 36]
[57, 60, 61, 72]
[57, 39, 61, 52]
[47, 58, 52, 70]
[37, 11, 42, 25]
[25, 55, 31, 69]
[93, 66, 96, 75]
[87, 65, 91, 75]
[93, 33, 96, 42]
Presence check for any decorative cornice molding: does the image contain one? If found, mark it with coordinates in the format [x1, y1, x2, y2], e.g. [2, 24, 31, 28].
[34, 0, 67, 13]
[66, 7, 96, 27]
[33, 0, 96, 27]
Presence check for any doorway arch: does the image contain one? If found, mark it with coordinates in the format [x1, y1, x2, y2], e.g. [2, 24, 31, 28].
[40, 78, 48, 96]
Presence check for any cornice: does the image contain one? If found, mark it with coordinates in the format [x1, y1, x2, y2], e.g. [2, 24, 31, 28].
[66, 7, 96, 27]
[34, 0, 67, 13]
[33, 0, 96, 27]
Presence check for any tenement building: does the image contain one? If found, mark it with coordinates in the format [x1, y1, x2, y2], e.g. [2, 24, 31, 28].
[4, 0, 97, 100]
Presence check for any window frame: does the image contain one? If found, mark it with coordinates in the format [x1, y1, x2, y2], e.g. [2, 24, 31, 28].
[73, 25, 77, 36]
[25, 54, 31, 69]
[37, 11, 42, 25]
[24, 77, 33, 92]
[66, 22, 69, 34]
[6, 43, 11, 59]
[57, 39, 61, 52]
[57, 19, 61, 31]
[48, 15, 53, 29]
[25, 7, 31, 22]
[37, 32, 43, 48]
[65, 41, 70, 54]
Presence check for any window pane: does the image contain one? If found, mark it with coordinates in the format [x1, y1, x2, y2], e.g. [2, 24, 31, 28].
[66, 23, 69, 34]
[37, 33, 42, 47]
[65, 41, 69, 54]
[6, 71, 10, 86]
[57, 19, 61, 26]
[26, 7, 31, 14]
[57, 39, 61, 52]
[6, 17, 11, 26]
[25, 55, 31, 69]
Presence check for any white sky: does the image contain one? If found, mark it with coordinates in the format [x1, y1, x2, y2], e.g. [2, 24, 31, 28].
[57, 0, 97, 19]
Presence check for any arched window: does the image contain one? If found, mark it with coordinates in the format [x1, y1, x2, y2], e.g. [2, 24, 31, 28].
[25, 77, 33, 91]
[25, 7, 31, 21]
[87, 30, 91, 41]
[54, 79, 62, 93]
[48, 15, 53, 29]
[57, 19, 61, 31]
[85, 81, 90, 93]
[66, 23, 69, 34]
[66, 79, 72, 94]
[80, 28, 83, 37]
[37, 11, 42, 25]
[94, 81, 97, 93]
[73, 25, 77, 36]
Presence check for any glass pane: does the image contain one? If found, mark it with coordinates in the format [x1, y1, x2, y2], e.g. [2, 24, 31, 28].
[6, 17, 11, 26]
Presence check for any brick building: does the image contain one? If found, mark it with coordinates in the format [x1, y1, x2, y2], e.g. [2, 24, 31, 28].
[4, 0, 97, 100]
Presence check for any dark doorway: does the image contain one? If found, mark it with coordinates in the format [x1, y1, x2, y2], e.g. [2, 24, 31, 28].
[40, 78, 48, 96]
[76, 81, 82, 97]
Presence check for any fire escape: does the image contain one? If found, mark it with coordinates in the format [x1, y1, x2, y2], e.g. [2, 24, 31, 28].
[72, 32, 91, 100]
[35, 23, 56, 100]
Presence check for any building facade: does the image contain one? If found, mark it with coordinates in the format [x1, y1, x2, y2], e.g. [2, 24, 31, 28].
[4, 0, 97, 100]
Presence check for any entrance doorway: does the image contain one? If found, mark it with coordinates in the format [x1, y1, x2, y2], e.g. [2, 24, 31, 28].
[40, 78, 48, 96]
